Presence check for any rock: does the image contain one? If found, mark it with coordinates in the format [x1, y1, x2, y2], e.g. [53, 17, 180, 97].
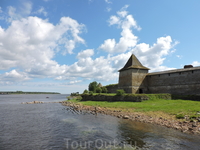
[196, 111, 200, 115]
[189, 127, 193, 131]
[192, 123, 197, 127]
[174, 126, 180, 130]
[184, 115, 190, 121]
[123, 115, 129, 119]
[23, 101, 44, 104]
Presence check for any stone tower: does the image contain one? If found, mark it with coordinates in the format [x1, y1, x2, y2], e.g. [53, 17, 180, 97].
[118, 54, 150, 93]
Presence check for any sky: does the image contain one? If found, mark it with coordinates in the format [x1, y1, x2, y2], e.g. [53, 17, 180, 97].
[0, 0, 200, 94]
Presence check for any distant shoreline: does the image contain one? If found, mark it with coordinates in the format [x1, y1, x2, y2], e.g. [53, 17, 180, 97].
[0, 91, 60, 95]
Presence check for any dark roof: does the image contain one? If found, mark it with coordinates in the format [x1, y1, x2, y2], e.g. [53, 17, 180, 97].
[148, 66, 200, 76]
[119, 54, 150, 72]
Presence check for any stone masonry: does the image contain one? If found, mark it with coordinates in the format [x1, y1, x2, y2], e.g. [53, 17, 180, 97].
[117, 54, 200, 95]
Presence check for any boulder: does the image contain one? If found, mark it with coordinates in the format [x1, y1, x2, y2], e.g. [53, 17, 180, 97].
[123, 115, 129, 119]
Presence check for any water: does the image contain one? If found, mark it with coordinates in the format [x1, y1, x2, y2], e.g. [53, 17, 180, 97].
[0, 94, 200, 150]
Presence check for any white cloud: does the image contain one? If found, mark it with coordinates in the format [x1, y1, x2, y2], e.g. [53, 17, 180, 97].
[68, 80, 82, 85]
[66, 54, 117, 82]
[117, 5, 129, 17]
[7, 1, 32, 22]
[105, 0, 112, 4]
[122, 15, 141, 31]
[0, 70, 30, 82]
[99, 5, 140, 53]
[108, 52, 131, 71]
[0, 16, 85, 82]
[34, 6, 48, 16]
[95, 35, 177, 78]
[58, 17, 85, 54]
[99, 39, 116, 53]
[77, 49, 94, 59]
[109, 16, 120, 25]
[132, 36, 177, 72]
[99, 5, 178, 73]
[192, 61, 200, 66]
[0, 7, 3, 13]
[176, 55, 182, 59]
[106, 7, 112, 12]
[63, 40, 175, 82]
[0, 4, 178, 86]
[20, 1, 32, 16]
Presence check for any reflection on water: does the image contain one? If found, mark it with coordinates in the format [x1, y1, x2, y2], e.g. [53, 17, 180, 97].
[0, 94, 200, 150]
[117, 120, 199, 149]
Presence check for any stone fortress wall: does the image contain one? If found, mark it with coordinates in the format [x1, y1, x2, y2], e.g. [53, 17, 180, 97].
[144, 67, 200, 95]
[107, 54, 200, 95]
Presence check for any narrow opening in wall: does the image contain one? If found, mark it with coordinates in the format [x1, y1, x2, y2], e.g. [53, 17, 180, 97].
[168, 73, 170, 76]
[159, 74, 160, 77]
[179, 72, 181, 75]
[192, 70, 194, 73]
[139, 89, 143, 94]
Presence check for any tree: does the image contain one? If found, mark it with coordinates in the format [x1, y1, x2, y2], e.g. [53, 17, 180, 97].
[83, 89, 89, 94]
[96, 87, 102, 93]
[101, 86, 108, 93]
[116, 89, 125, 96]
[88, 81, 98, 92]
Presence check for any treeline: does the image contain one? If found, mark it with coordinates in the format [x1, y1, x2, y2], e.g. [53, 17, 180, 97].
[0, 91, 60, 94]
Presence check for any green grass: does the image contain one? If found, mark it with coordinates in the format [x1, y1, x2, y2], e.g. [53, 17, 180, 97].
[86, 93, 116, 96]
[68, 98, 200, 117]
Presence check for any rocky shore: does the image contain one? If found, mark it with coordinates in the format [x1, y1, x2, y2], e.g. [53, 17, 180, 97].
[61, 101, 200, 135]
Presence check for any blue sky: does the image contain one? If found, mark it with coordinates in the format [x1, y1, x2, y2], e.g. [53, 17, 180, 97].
[0, 0, 200, 94]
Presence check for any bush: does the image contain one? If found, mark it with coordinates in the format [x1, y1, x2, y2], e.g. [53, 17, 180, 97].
[89, 91, 94, 95]
[176, 114, 185, 119]
[83, 89, 89, 94]
[101, 87, 108, 93]
[116, 89, 125, 96]
[70, 92, 79, 96]
[96, 87, 102, 93]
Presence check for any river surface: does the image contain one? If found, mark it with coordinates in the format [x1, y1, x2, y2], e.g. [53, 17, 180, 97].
[0, 94, 200, 150]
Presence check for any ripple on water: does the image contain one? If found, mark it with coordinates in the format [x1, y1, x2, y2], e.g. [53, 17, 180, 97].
[0, 94, 200, 150]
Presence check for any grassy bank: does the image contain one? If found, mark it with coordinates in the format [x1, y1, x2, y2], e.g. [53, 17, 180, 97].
[68, 97, 200, 120]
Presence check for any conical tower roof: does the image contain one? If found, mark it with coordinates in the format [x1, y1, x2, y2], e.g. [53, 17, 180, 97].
[119, 54, 150, 72]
